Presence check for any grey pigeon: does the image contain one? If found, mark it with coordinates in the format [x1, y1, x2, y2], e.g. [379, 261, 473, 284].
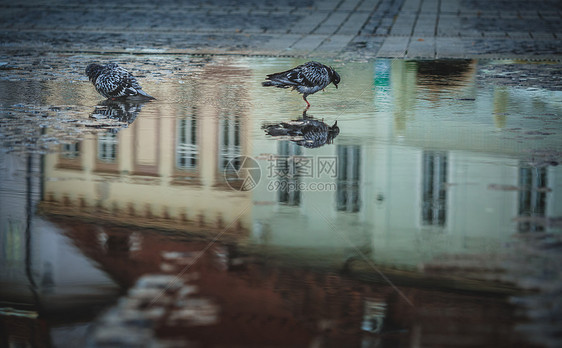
[85, 63, 155, 100]
[263, 111, 340, 148]
[262, 61, 340, 108]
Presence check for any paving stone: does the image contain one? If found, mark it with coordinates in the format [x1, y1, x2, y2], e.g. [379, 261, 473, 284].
[356, 0, 378, 12]
[438, 15, 461, 37]
[390, 14, 416, 35]
[377, 36, 409, 57]
[290, 12, 328, 34]
[507, 32, 532, 39]
[286, 34, 329, 55]
[406, 36, 435, 58]
[440, 0, 460, 13]
[314, 34, 355, 53]
[435, 37, 466, 58]
[420, 0, 438, 13]
[414, 14, 437, 36]
[314, 11, 351, 35]
[258, 34, 302, 53]
[375, 25, 392, 36]
[337, 11, 372, 35]
[339, 0, 363, 11]
[401, 0, 421, 12]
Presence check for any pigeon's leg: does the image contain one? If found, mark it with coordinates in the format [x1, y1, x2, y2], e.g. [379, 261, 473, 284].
[303, 95, 311, 108]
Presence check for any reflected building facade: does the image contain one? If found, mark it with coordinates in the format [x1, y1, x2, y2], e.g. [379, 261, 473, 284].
[1, 57, 561, 348]
[40, 63, 254, 236]
[27, 58, 562, 271]
[251, 59, 562, 269]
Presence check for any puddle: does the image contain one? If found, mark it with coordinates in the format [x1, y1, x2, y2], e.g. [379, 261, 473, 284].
[1, 54, 561, 347]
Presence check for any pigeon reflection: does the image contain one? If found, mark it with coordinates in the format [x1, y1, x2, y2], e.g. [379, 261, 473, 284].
[263, 110, 339, 148]
[90, 99, 150, 132]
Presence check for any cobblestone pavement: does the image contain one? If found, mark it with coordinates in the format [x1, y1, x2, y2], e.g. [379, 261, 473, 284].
[0, 0, 561, 59]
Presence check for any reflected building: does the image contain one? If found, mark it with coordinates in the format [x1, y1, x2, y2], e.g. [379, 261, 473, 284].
[251, 59, 562, 270]
[336, 145, 361, 213]
[39, 63, 254, 237]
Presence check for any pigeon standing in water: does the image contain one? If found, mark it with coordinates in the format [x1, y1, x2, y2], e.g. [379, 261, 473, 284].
[262, 61, 340, 108]
[85, 63, 155, 100]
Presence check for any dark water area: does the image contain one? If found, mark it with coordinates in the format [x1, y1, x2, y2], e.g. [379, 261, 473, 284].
[1, 54, 561, 347]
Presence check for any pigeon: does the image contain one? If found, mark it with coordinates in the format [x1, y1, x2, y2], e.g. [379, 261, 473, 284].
[85, 63, 155, 100]
[262, 61, 340, 108]
[263, 111, 340, 148]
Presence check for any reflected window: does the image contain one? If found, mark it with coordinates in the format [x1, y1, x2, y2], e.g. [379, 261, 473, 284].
[97, 133, 117, 163]
[58, 141, 82, 170]
[176, 113, 198, 170]
[3, 219, 24, 263]
[337, 145, 361, 212]
[362, 299, 387, 334]
[61, 142, 80, 159]
[422, 151, 447, 226]
[518, 166, 547, 232]
[218, 115, 241, 173]
[277, 141, 302, 206]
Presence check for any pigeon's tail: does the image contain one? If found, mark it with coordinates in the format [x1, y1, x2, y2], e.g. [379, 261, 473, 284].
[262, 80, 287, 88]
[263, 123, 303, 137]
[265, 128, 290, 136]
[137, 89, 156, 100]
[262, 77, 291, 88]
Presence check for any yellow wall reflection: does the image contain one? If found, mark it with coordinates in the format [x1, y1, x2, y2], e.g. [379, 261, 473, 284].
[40, 63, 254, 237]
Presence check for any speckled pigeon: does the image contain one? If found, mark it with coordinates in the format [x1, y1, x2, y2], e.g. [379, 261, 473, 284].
[263, 111, 340, 148]
[85, 63, 155, 100]
[262, 61, 340, 108]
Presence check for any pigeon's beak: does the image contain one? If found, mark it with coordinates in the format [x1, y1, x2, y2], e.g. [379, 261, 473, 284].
[334, 83, 338, 89]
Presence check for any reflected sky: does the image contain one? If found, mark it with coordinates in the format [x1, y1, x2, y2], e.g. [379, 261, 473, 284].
[0, 55, 561, 347]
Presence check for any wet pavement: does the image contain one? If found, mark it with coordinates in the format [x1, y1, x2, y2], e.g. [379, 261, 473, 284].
[1, 0, 562, 347]
[1, 54, 561, 347]
[1, 0, 561, 59]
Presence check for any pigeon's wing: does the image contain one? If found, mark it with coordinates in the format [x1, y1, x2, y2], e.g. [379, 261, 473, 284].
[110, 66, 144, 98]
[298, 62, 330, 87]
[95, 67, 126, 98]
[283, 66, 317, 87]
[95, 64, 148, 99]
[276, 65, 319, 86]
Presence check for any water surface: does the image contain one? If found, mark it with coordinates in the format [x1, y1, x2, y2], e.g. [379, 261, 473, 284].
[1, 55, 561, 347]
